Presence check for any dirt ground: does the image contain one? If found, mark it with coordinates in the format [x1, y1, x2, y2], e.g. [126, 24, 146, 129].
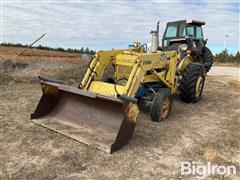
[0, 62, 240, 179]
[208, 67, 240, 81]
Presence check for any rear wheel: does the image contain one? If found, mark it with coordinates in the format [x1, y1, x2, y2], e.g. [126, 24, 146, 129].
[202, 47, 213, 73]
[180, 63, 205, 103]
[150, 88, 172, 122]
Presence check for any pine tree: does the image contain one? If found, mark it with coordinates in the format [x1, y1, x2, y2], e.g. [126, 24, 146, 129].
[85, 47, 90, 54]
[235, 51, 240, 64]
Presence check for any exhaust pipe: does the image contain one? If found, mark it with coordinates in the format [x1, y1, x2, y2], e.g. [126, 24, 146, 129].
[150, 21, 160, 53]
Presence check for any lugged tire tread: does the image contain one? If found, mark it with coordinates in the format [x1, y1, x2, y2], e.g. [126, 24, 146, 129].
[180, 63, 205, 103]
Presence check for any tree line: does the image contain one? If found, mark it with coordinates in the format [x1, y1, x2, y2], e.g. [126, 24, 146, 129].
[213, 49, 240, 64]
[0, 42, 95, 55]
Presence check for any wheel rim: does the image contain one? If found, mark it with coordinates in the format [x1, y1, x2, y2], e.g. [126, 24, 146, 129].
[195, 76, 203, 97]
[162, 97, 171, 119]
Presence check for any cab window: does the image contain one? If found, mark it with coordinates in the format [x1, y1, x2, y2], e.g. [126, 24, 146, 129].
[165, 24, 178, 38]
[196, 26, 203, 39]
[179, 23, 186, 36]
[186, 26, 194, 36]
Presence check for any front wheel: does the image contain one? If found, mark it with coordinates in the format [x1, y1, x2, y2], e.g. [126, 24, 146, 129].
[150, 88, 172, 122]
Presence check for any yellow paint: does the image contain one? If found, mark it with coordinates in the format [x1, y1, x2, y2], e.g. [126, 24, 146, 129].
[81, 46, 192, 97]
[126, 103, 139, 123]
[177, 55, 193, 74]
[41, 84, 58, 95]
[89, 81, 125, 97]
[153, 70, 172, 88]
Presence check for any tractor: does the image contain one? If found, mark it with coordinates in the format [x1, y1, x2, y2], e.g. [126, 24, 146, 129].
[31, 21, 209, 153]
[162, 20, 213, 73]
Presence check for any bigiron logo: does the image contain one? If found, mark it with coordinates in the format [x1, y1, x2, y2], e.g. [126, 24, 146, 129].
[180, 161, 237, 179]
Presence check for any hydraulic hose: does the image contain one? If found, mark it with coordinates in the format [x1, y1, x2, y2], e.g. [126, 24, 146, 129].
[116, 94, 138, 104]
[114, 77, 128, 94]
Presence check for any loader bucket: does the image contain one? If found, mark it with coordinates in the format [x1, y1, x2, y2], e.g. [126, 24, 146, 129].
[31, 81, 139, 153]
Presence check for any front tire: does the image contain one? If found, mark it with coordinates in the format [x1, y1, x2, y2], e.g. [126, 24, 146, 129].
[180, 63, 205, 103]
[150, 88, 172, 122]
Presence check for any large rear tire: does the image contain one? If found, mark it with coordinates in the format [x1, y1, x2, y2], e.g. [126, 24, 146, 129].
[203, 47, 213, 73]
[180, 63, 205, 103]
[150, 88, 172, 122]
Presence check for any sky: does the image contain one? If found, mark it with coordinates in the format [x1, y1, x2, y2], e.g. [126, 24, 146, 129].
[1, 0, 239, 54]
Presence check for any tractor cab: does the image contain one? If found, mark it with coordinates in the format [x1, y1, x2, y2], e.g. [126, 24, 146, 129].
[162, 20, 205, 48]
[161, 20, 212, 73]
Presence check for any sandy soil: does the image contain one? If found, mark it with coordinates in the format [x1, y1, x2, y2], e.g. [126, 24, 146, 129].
[0, 65, 240, 179]
[209, 66, 240, 81]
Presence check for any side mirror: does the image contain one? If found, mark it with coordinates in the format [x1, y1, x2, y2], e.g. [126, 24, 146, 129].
[204, 38, 208, 45]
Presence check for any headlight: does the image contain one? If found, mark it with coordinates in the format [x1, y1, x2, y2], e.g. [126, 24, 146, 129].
[180, 44, 188, 51]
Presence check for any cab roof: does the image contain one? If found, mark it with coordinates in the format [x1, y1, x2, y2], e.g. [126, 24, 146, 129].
[167, 20, 206, 26]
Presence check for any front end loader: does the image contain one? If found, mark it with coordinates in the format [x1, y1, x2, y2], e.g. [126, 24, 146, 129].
[31, 23, 206, 153]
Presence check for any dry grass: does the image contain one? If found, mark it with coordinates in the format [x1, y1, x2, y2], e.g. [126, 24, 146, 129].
[0, 46, 90, 86]
[0, 59, 88, 85]
[0, 46, 83, 63]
